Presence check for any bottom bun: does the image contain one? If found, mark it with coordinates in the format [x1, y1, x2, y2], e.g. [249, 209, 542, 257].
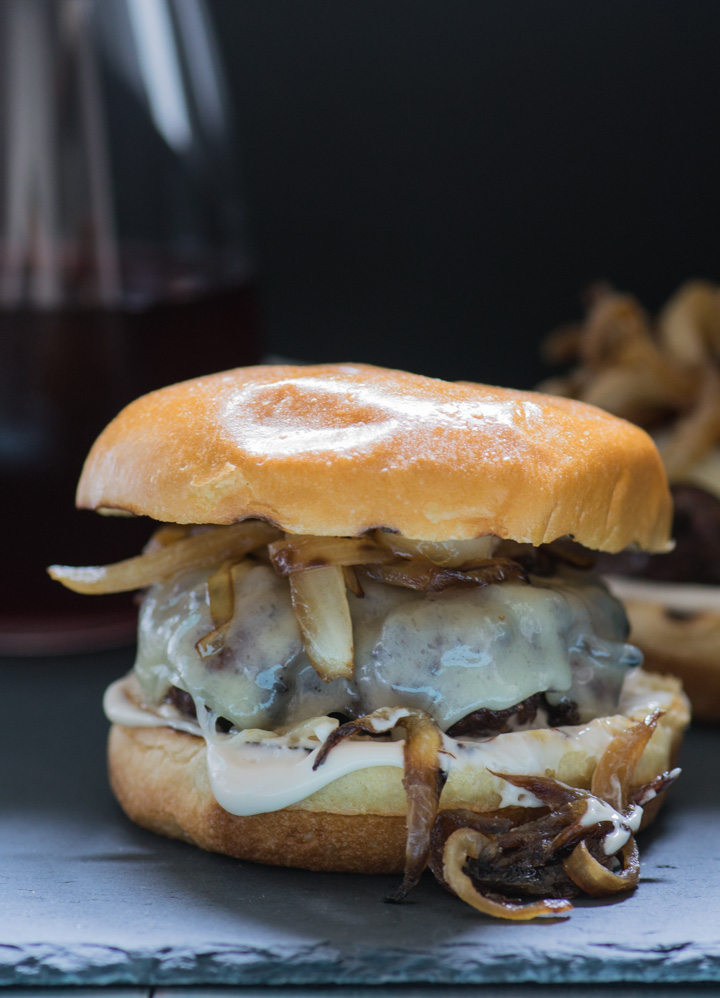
[624, 598, 720, 723]
[108, 723, 409, 873]
[108, 669, 689, 874]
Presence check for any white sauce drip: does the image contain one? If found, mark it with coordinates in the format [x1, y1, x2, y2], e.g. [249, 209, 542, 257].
[579, 798, 643, 855]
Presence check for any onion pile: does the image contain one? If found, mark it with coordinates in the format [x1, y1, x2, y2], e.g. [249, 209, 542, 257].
[540, 279, 720, 482]
[313, 707, 679, 919]
[430, 712, 679, 919]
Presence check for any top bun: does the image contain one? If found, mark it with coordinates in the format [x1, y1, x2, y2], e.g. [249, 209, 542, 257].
[77, 363, 671, 552]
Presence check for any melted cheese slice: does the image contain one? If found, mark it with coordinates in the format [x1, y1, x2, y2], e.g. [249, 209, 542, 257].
[133, 564, 638, 732]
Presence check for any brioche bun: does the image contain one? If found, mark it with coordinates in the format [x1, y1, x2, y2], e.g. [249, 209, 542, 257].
[77, 363, 671, 553]
[107, 669, 688, 873]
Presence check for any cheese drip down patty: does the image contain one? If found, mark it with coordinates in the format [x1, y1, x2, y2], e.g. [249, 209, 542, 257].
[132, 554, 641, 734]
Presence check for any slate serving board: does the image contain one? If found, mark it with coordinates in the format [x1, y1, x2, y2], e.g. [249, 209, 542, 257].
[2, 648, 719, 988]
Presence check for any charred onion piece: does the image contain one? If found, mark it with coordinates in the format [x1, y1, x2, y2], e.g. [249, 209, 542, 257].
[48, 521, 281, 594]
[268, 535, 394, 575]
[314, 707, 447, 900]
[290, 565, 354, 681]
[441, 828, 572, 921]
[363, 556, 527, 593]
[562, 838, 640, 897]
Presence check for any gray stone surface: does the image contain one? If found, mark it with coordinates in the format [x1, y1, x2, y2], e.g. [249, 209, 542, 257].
[1, 649, 719, 988]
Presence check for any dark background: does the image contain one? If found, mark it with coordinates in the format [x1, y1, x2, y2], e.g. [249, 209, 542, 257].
[8, 0, 720, 635]
[209, 0, 720, 389]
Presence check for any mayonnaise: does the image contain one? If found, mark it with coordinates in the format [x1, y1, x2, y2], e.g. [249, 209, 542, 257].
[104, 668, 676, 820]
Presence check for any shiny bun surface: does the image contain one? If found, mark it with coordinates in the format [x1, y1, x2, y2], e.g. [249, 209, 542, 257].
[78, 363, 671, 552]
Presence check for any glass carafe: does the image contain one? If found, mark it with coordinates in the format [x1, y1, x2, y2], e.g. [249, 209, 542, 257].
[0, 0, 259, 653]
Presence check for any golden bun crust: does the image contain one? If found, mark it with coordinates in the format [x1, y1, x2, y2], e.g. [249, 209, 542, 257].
[624, 598, 720, 723]
[78, 363, 671, 552]
[107, 670, 689, 874]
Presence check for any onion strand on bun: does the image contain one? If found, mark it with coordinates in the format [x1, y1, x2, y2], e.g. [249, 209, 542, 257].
[50, 363, 689, 919]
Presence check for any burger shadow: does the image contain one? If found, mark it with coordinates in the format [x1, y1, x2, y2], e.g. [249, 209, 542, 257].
[106, 806, 640, 949]
[107, 815, 480, 947]
[105, 745, 705, 946]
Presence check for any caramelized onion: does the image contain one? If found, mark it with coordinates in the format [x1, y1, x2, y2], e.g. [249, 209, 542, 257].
[195, 560, 255, 659]
[490, 770, 588, 812]
[391, 710, 448, 902]
[207, 561, 236, 628]
[268, 534, 527, 594]
[342, 565, 365, 598]
[441, 828, 572, 921]
[289, 565, 354, 681]
[143, 524, 193, 552]
[314, 707, 447, 900]
[542, 538, 596, 569]
[268, 535, 393, 575]
[659, 279, 720, 365]
[562, 838, 640, 896]
[493, 770, 637, 862]
[488, 772, 612, 857]
[195, 623, 231, 660]
[540, 281, 720, 468]
[661, 366, 720, 480]
[372, 532, 498, 568]
[590, 710, 661, 809]
[363, 557, 527, 593]
[48, 521, 281, 594]
[433, 756, 663, 916]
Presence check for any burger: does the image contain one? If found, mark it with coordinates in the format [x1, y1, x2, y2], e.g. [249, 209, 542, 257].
[540, 280, 720, 722]
[50, 362, 689, 920]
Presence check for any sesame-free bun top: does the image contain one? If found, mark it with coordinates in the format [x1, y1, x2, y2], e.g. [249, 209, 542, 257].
[77, 363, 672, 552]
